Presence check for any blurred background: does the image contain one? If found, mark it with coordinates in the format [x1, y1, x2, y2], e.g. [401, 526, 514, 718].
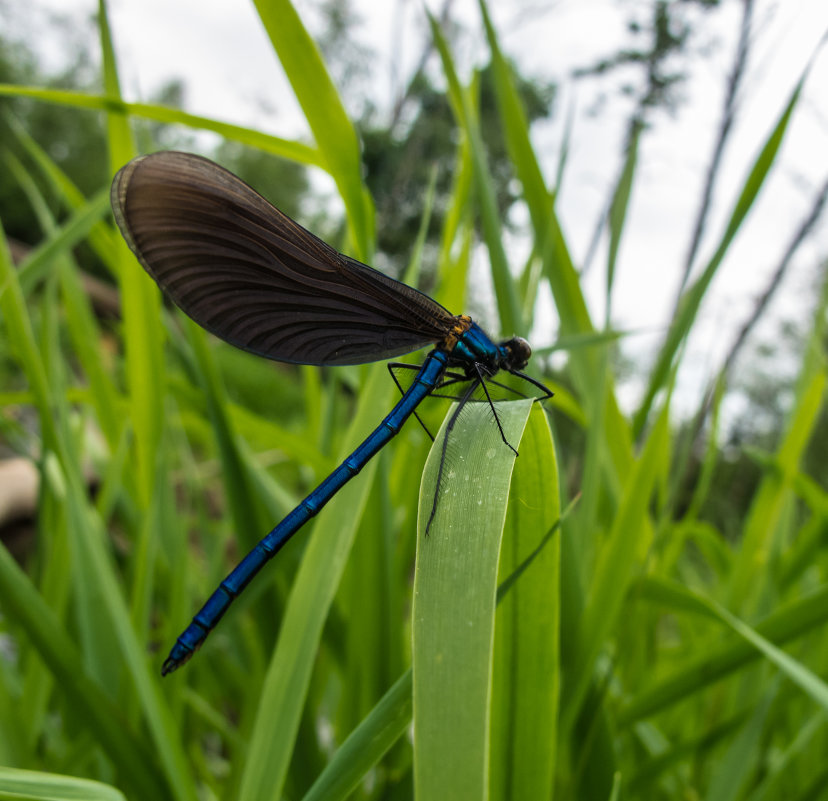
[0, 1, 827, 800]
[5, 0, 827, 417]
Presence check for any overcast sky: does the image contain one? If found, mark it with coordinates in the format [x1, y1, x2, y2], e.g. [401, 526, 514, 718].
[14, 0, 828, 419]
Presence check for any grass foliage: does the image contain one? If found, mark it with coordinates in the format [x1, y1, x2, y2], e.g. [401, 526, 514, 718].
[0, 0, 827, 799]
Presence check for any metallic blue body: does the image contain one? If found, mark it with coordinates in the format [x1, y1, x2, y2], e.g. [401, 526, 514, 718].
[163, 323, 505, 673]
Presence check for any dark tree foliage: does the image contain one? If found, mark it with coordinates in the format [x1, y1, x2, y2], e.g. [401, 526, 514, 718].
[360, 64, 556, 276]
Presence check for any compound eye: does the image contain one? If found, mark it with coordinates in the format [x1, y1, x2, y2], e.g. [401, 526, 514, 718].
[507, 336, 531, 369]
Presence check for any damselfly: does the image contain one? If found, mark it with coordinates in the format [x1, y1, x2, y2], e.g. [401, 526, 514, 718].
[110, 151, 550, 674]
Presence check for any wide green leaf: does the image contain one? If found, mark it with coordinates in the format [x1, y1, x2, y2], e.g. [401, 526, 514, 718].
[412, 399, 533, 800]
[490, 409, 560, 801]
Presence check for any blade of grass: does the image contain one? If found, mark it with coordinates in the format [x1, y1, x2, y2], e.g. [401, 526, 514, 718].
[573, 346, 611, 566]
[301, 666, 413, 801]
[4, 109, 121, 277]
[428, 11, 523, 336]
[617, 583, 828, 725]
[640, 576, 828, 711]
[0, 767, 127, 801]
[632, 57, 816, 438]
[0, 85, 321, 167]
[478, 0, 637, 517]
[0, 539, 168, 799]
[605, 125, 639, 324]
[562, 399, 671, 735]
[477, 0, 551, 246]
[435, 135, 473, 312]
[402, 166, 438, 287]
[704, 684, 776, 801]
[251, 0, 373, 258]
[9, 187, 112, 294]
[239, 364, 394, 801]
[301, 447, 565, 801]
[336, 455, 395, 747]
[303, 491, 565, 801]
[490, 408, 560, 801]
[728, 366, 826, 611]
[477, 0, 589, 342]
[728, 274, 827, 609]
[412, 399, 533, 801]
[101, 0, 165, 515]
[98, 18, 186, 769]
[4, 149, 123, 455]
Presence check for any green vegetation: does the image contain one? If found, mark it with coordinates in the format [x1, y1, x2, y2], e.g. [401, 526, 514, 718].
[0, 1, 826, 799]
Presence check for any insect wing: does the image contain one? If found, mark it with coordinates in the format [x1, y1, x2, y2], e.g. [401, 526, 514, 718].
[111, 151, 456, 365]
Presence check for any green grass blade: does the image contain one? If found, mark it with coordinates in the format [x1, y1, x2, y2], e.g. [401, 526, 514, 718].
[606, 126, 639, 323]
[428, 12, 523, 336]
[184, 321, 273, 555]
[728, 367, 826, 610]
[710, 599, 828, 711]
[301, 670, 413, 801]
[632, 61, 812, 437]
[58, 256, 123, 447]
[402, 166, 438, 287]
[572, 347, 610, 565]
[412, 399, 533, 801]
[490, 408, 560, 801]
[99, 0, 166, 514]
[617, 584, 828, 725]
[303, 474, 567, 801]
[0, 225, 58, 447]
[336, 451, 394, 738]
[4, 150, 123, 448]
[99, 0, 133, 164]
[251, 0, 373, 257]
[12, 187, 111, 295]
[101, 10, 198, 797]
[476, 0, 591, 341]
[435, 139, 473, 312]
[0, 542, 169, 799]
[4, 109, 120, 273]
[0, 767, 127, 801]
[704, 685, 776, 801]
[477, 0, 552, 233]
[0, 85, 321, 166]
[563, 400, 670, 734]
[639, 577, 828, 711]
[476, 0, 637, 534]
[239, 364, 394, 801]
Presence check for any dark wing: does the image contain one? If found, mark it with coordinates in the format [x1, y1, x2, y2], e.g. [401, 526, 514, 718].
[110, 151, 457, 365]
